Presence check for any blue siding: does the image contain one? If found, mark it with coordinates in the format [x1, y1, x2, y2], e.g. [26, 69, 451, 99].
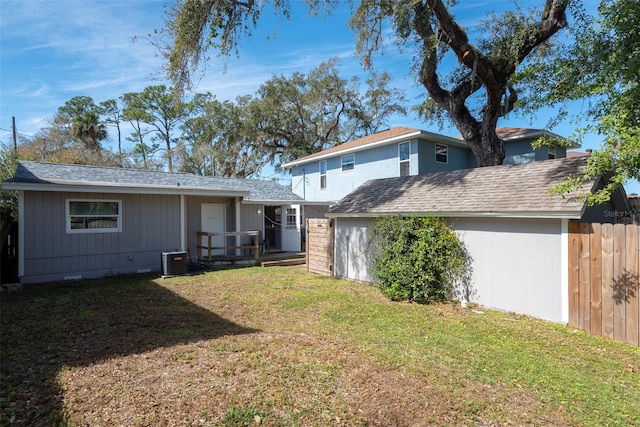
[289, 133, 569, 202]
[504, 139, 567, 164]
[417, 140, 471, 173]
[290, 139, 420, 202]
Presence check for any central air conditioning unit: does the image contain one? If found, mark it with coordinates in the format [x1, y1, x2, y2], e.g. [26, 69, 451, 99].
[161, 251, 188, 276]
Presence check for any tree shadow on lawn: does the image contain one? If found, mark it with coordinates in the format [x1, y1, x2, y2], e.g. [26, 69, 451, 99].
[0, 275, 258, 425]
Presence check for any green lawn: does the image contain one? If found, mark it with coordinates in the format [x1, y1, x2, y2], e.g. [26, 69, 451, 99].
[1, 266, 639, 426]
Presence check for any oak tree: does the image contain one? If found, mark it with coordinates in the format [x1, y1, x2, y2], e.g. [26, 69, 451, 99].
[166, 0, 570, 166]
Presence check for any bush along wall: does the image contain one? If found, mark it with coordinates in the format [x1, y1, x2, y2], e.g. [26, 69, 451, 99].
[370, 216, 472, 304]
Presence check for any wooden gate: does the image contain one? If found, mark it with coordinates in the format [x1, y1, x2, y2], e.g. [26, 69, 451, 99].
[568, 222, 640, 346]
[306, 218, 334, 276]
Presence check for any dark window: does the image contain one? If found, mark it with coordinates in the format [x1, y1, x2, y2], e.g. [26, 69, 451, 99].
[435, 144, 448, 163]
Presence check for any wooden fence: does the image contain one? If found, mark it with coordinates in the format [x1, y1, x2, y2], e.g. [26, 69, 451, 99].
[568, 222, 640, 346]
[306, 218, 334, 276]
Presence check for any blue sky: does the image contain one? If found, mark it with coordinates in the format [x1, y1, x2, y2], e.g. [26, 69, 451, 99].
[1, 0, 637, 193]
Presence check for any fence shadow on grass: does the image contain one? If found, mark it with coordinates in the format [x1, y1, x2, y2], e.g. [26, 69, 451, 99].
[0, 275, 258, 425]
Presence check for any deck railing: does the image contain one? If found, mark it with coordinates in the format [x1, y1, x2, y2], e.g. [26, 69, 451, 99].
[197, 230, 261, 261]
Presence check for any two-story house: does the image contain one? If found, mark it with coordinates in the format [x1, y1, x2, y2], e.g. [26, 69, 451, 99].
[282, 126, 579, 204]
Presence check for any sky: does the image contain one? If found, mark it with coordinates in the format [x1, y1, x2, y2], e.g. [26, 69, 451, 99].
[1, 0, 638, 194]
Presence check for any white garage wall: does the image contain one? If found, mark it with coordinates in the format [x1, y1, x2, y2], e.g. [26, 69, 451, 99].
[334, 216, 565, 323]
[334, 217, 375, 283]
[452, 217, 564, 323]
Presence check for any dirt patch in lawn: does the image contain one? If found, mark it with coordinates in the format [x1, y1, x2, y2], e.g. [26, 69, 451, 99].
[55, 330, 557, 426]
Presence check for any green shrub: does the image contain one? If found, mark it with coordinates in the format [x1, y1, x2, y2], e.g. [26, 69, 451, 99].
[370, 216, 472, 304]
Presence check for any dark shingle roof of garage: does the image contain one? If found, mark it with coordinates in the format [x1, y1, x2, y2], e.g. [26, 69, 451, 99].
[327, 156, 594, 218]
[3, 161, 303, 203]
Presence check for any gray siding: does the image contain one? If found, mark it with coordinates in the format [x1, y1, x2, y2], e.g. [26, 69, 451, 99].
[334, 216, 566, 323]
[185, 196, 235, 258]
[240, 204, 264, 245]
[22, 191, 182, 283]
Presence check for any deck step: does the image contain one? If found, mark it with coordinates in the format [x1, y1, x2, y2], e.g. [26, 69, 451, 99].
[261, 258, 307, 267]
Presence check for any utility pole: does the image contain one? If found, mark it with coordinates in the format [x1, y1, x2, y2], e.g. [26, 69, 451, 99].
[12, 116, 17, 151]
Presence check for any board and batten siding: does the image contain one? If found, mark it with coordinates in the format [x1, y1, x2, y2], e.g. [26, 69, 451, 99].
[333, 218, 375, 283]
[22, 191, 182, 283]
[453, 218, 565, 323]
[185, 196, 236, 259]
[333, 216, 566, 323]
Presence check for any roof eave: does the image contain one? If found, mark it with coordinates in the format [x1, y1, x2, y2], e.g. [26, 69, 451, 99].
[501, 129, 581, 149]
[325, 210, 584, 220]
[282, 130, 467, 169]
[242, 199, 305, 205]
[2, 181, 250, 197]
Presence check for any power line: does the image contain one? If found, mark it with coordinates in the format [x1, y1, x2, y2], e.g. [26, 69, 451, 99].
[0, 127, 33, 138]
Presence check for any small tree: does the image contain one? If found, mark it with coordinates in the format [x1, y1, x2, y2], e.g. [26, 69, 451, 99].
[371, 216, 472, 304]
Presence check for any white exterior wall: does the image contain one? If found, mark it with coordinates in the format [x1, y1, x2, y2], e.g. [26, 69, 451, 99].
[333, 216, 566, 323]
[453, 218, 564, 323]
[333, 218, 374, 282]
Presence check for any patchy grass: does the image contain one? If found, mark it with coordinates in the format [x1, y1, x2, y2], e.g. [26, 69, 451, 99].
[1, 266, 639, 426]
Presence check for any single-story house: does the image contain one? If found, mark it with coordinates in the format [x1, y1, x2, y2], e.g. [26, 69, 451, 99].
[1, 161, 319, 284]
[325, 156, 631, 323]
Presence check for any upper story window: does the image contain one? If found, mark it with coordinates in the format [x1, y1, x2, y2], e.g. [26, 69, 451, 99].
[435, 144, 448, 163]
[341, 154, 355, 171]
[399, 142, 410, 176]
[319, 160, 327, 189]
[548, 145, 557, 159]
[66, 199, 121, 234]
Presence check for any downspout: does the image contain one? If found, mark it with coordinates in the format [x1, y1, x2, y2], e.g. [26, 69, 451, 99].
[180, 195, 186, 252]
[235, 197, 241, 256]
[560, 218, 569, 324]
[18, 190, 24, 279]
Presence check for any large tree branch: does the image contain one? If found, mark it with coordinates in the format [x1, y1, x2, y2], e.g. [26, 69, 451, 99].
[413, 2, 479, 141]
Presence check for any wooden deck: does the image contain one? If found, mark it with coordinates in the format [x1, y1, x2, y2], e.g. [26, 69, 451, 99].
[191, 251, 306, 270]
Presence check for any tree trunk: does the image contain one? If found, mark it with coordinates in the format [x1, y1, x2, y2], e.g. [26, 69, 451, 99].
[413, 0, 568, 168]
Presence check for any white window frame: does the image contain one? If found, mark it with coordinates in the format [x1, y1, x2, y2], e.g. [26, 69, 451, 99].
[548, 145, 557, 159]
[341, 154, 355, 172]
[399, 142, 411, 176]
[285, 208, 297, 228]
[319, 160, 327, 189]
[435, 144, 448, 164]
[66, 199, 122, 234]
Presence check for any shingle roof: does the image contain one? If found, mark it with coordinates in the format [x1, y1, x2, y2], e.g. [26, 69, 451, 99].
[327, 156, 593, 218]
[454, 127, 580, 148]
[281, 126, 464, 168]
[3, 161, 303, 203]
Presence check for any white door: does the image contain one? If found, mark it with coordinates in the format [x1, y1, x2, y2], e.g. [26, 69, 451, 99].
[201, 203, 225, 257]
[281, 204, 302, 252]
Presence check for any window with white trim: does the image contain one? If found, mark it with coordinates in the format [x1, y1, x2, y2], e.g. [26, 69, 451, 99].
[286, 208, 297, 228]
[435, 144, 448, 163]
[341, 154, 355, 171]
[548, 145, 557, 159]
[66, 199, 122, 233]
[319, 160, 327, 189]
[399, 142, 410, 176]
